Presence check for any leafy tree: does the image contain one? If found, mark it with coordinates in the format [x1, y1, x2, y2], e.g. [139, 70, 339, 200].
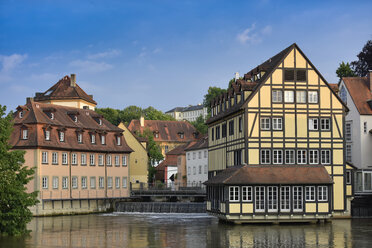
[143, 106, 175, 121]
[351, 40, 372, 77]
[190, 115, 208, 134]
[336, 62, 356, 82]
[203, 86, 227, 113]
[0, 105, 38, 236]
[96, 108, 121, 126]
[119, 105, 143, 125]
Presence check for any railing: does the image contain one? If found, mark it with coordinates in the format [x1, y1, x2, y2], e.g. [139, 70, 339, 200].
[130, 182, 206, 196]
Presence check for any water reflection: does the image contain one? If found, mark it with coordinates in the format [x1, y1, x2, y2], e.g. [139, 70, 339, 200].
[1, 213, 371, 248]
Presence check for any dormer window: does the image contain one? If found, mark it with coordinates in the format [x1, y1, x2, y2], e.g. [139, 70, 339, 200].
[99, 119, 102, 125]
[51, 113, 54, 120]
[45, 130, 50, 140]
[116, 136, 121, 146]
[91, 134, 96, 144]
[101, 135, 106, 145]
[178, 132, 184, 139]
[19, 111, 23, 118]
[74, 116, 78, 122]
[154, 131, 159, 138]
[22, 129, 28, 140]
[59, 131, 65, 142]
[77, 133, 83, 143]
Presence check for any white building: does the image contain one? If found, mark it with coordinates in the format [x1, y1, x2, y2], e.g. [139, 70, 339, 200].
[185, 136, 208, 187]
[339, 72, 372, 194]
[166, 104, 208, 122]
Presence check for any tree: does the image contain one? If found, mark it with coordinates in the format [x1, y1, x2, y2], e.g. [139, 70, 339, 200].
[143, 106, 175, 121]
[0, 105, 38, 236]
[351, 40, 372, 77]
[95, 108, 121, 126]
[203, 86, 227, 113]
[336, 62, 356, 82]
[190, 115, 208, 134]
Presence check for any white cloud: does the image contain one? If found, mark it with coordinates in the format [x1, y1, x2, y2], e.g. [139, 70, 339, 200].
[87, 49, 122, 59]
[153, 48, 162, 54]
[69, 60, 113, 72]
[0, 54, 28, 72]
[236, 24, 272, 45]
[261, 25, 272, 35]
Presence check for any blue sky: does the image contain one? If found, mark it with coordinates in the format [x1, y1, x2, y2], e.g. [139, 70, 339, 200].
[0, 0, 371, 113]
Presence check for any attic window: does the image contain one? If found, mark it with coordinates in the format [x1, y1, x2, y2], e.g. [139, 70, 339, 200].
[19, 111, 23, 118]
[99, 119, 102, 125]
[59, 131, 65, 142]
[22, 129, 28, 140]
[284, 69, 295, 81]
[77, 133, 83, 143]
[178, 132, 184, 139]
[74, 116, 78, 122]
[153, 131, 159, 138]
[296, 69, 306, 81]
[51, 113, 54, 120]
[116, 136, 121, 146]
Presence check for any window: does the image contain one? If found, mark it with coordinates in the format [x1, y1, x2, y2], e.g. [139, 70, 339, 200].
[272, 118, 283, 130]
[318, 186, 328, 201]
[90, 177, 96, 189]
[321, 150, 331, 164]
[273, 150, 283, 164]
[81, 153, 87, 165]
[296, 69, 306, 81]
[154, 132, 159, 138]
[123, 177, 127, 188]
[229, 186, 239, 202]
[81, 177, 87, 189]
[239, 117, 242, 133]
[255, 186, 265, 212]
[345, 122, 352, 141]
[305, 186, 315, 201]
[122, 156, 127, 166]
[117, 136, 121, 145]
[180, 133, 184, 139]
[260, 117, 270, 130]
[340, 85, 347, 104]
[234, 150, 242, 165]
[280, 186, 290, 211]
[204, 150, 207, 158]
[193, 152, 196, 160]
[204, 165, 207, 174]
[285, 150, 295, 164]
[45, 130, 50, 140]
[98, 155, 104, 166]
[74, 116, 78, 122]
[198, 151, 201, 159]
[364, 173, 372, 191]
[62, 177, 68, 189]
[293, 186, 303, 211]
[188, 167, 191, 175]
[42, 151, 48, 164]
[59, 131, 65, 142]
[42, 176, 48, 189]
[50, 113, 54, 120]
[364, 122, 368, 133]
[284, 90, 294, 103]
[52, 152, 58, 165]
[284, 69, 295, 81]
[52, 177, 59, 189]
[62, 152, 68, 165]
[216, 126, 220, 139]
[309, 150, 319, 164]
[99, 119, 102, 125]
[78, 133, 83, 143]
[308, 91, 318, 103]
[99, 177, 104, 189]
[320, 118, 330, 130]
[261, 149, 271, 164]
[346, 171, 352, 184]
[71, 153, 77, 165]
[193, 166, 196, 175]
[107, 177, 113, 188]
[72, 177, 78, 189]
[296, 91, 306, 103]
[222, 124, 227, 138]
[19, 111, 23, 118]
[91, 134, 96, 144]
[164, 145, 169, 153]
[101, 135, 105, 145]
[90, 154, 95, 166]
[22, 129, 28, 140]
[199, 165, 202, 174]
[309, 118, 318, 130]
[187, 153, 190, 160]
[268, 186, 278, 212]
[229, 120, 234, 136]
[242, 186, 252, 202]
[272, 90, 283, 103]
[106, 155, 112, 166]
[297, 150, 307, 164]
[211, 128, 215, 141]
[346, 144, 352, 162]
[115, 177, 120, 189]
[115, 155, 120, 166]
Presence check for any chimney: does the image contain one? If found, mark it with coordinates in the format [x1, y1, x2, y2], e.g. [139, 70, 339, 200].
[140, 116, 145, 127]
[235, 72, 240, 82]
[70, 73, 76, 87]
[368, 70, 372, 93]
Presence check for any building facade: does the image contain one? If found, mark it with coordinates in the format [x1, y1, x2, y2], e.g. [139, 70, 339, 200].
[10, 75, 132, 216]
[185, 136, 208, 187]
[339, 74, 372, 194]
[166, 104, 208, 122]
[205, 44, 351, 223]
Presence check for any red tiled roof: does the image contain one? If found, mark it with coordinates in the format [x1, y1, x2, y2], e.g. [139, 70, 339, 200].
[204, 165, 332, 185]
[184, 135, 208, 151]
[34, 75, 97, 105]
[128, 119, 199, 142]
[343, 77, 372, 115]
[166, 141, 196, 155]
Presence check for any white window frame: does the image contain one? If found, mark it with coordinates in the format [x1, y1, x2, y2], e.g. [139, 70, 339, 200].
[107, 177, 113, 189]
[305, 186, 315, 201]
[62, 152, 68, 165]
[229, 186, 240, 202]
[122, 155, 127, 166]
[272, 118, 283, 130]
[115, 177, 120, 189]
[59, 131, 65, 142]
[71, 153, 77, 165]
[101, 135, 105, 145]
[22, 129, 28, 139]
[117, 136, 121, 145]
[318, 186, 328, 201]
[272, 90, 283, 103]
[115, 155, 120, 166]
[81, 177, 87, 189]
[90, 177, 96, 189]
[285, 150, 295, 164]
[106, 155, 112, 166]
[308, 118, 319, 131]
[345, 122, 352, 141]
[99, 177, 104, 189]
[268, 186, 278, 212]
[308, 91, 318, 103]
[296, 91, 306, 103]
[346, 144, 352, 162]
[309, 150, 319, 164]
[78, 133, 83, 143]
[52, 176, 59, 189]
[255, 186, 265, 212]
[260, 117, 270, 130]
[42, 176, 48, 189]
[284, 90, 294, 103]
[242, 186, 252, 202]
[62, 177, 68, 189]
[42, 151, 48, 164]
[261, 149, 271, 164]
[273, 150, 283, 164]
[45, 130, 50, 140]
[72, 177, 78, 189]
[91, 134, 96, 144]
[123, 177, 127, 188]
[293, 186, 303, 212]
[321, 150, 331, 165]
[297, 150, 307, 164]
[90, 154, 95, 166]
[364, 122, 367, 134]
[52, 152, 58, 165]
[98, 155, 104, 166]
[81, 153, 87, 165]
[280, 186, 290, 212]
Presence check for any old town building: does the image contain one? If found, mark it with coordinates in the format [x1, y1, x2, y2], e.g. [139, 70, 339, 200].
[205, 43, 353, 223]
[166, 104, 208, 122]
[185, 136, 208, 187]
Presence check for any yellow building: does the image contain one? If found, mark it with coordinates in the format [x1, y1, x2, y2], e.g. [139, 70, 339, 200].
[205, 43, 352, 223]
[118, 122, 149, 188]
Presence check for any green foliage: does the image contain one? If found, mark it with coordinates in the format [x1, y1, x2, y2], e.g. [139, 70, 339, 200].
[0, 105, 38, 236]
[203, 86, 227, 113]
[336, 62, 356, 82]
[96, 105, 175, 126]
[190, 115, 208, 134]
[351, 40, 372, 77]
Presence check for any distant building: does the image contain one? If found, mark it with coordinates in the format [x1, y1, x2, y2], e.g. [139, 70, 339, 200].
[185, 136, 208, 187]
[339, 73, 372, 194]
[11, 75, 132, 216]
[166, 104, 208, 122]
[128, 117, 199, 157]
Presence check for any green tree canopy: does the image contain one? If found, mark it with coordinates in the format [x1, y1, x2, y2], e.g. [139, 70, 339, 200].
[336, 62, 356, 82]
[0, 105, 38, 236]
[203, 86, 227, 113]
[351, 40, 372, 77]
[190, 115, 208, 134]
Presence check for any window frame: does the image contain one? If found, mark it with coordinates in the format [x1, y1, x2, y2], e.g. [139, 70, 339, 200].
[284, 90, 294, 103]
[260, 117, 271, 130]
[308, 91, 318, 104]
[242, 186, 252, 202]
[305, 186, 315, 202]
[272, 117, 283, 131]
[285, 150, 295, 164]
[229, 186, 240, 202]
[272, 90, 283, 103]
[273, 149, 283, 164]
[308, 118, 319, 131]
[318, 186, 328, 201]
[296, 90, 307, 103]
[261, 149, 271, 164]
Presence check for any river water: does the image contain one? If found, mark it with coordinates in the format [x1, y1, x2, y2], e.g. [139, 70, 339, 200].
[1, 213, 372, 248]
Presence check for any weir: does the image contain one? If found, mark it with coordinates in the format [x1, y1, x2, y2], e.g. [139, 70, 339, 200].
[115, 202, 206, 213]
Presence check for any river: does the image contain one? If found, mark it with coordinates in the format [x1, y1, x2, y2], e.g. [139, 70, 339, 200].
[1, 213, 371, 248]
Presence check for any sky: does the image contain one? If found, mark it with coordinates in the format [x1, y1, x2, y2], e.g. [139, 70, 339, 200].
[0, 0, 371, 113]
